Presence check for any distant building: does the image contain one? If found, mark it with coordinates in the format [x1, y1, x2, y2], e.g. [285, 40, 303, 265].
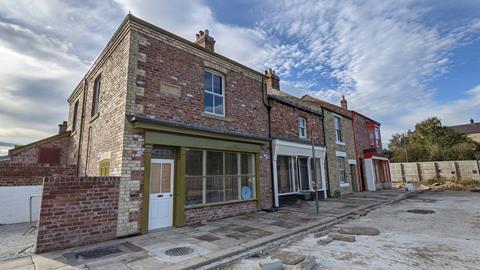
[448, 119, 480, 143]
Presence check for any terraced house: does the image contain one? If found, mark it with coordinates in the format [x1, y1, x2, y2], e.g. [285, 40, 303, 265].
[66, 14, 273, 235]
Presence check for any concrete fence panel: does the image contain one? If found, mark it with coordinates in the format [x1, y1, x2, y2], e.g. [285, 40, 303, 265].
[390, 160, 480, 182]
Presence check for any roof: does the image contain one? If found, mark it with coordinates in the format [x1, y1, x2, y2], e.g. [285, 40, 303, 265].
[268, 89, 323, 116]
[8, 131, 71, 155]
[448, 122, 480, 135]
[301, 95, 353, 119]
[68, 14, 265, 102]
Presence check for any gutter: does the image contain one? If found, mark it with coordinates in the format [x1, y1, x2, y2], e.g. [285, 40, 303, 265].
[321, 107, 332, 198]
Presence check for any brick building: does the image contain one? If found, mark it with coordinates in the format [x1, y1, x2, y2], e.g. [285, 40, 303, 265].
[265, 70, 327, 207]
[65, 15, 271, 236]
[302, 96, 358, 196]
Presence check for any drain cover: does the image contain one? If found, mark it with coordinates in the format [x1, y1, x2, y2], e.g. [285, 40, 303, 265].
[165, 247, 194, 256]
[407, 209, 435, 214]
[75, 245, 122, 260]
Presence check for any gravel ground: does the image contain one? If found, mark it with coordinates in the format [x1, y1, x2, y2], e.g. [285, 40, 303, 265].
[230, 191, 480, 270]
[0, 222, 36, 261]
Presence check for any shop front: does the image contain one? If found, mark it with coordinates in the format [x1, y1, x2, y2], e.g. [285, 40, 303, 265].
[271, 139, 327, 207]
[131, 120, 268, 233]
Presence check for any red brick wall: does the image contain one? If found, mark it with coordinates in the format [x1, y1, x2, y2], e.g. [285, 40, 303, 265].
[270, 99, 325, 145]
[133, 31, 269, 138]
[36, 177, 120, 253]
[185, 200, 257, 225]
[353, 113, 370, 161]
[0, 163, 76, 186]
[8, 133, 71, 165]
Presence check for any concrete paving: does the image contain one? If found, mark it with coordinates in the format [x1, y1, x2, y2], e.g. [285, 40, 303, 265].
[0, 189, 412, 270]
[0, 222, 36, 261]
[231, 191, 480, 270]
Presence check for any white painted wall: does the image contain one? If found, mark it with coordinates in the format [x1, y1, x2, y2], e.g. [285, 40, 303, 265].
[365, 159, 376, 191]
[0, 186, 43, 224]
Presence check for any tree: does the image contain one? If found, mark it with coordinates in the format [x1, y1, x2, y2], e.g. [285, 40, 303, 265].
[387, 117, 480, 162]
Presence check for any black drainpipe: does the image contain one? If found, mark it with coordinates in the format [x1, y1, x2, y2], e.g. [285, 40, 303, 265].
[261, 76, 276, 210]
[321, 107, 331, 198]
[76, 78, 88, 176]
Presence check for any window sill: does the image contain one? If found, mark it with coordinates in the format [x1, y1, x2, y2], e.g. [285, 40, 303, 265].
[185, 198, 257, 209]
[335, 141, 345, 145]
[201, 112, 232, 122]
[89, 113, 100, 123]
[339, 183, 350, 187]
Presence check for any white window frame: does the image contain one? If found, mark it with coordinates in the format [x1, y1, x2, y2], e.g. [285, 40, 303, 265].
[204, 69, 225, 117]
[337, 156, 349, 187]
[334, 115, 343, 144]
[298, 117, 307, 138]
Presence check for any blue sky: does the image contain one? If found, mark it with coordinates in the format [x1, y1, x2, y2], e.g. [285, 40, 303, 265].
[0, 0, 479, 155]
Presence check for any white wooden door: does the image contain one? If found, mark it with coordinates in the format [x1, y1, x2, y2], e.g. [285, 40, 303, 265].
[149, 159, 174, 230]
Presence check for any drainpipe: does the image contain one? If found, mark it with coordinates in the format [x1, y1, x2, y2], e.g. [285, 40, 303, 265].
[351, 112, 362, 191]
[76, 78, 88, 176]
[321, 107, 332, 198]
[261, 76, 276, 210]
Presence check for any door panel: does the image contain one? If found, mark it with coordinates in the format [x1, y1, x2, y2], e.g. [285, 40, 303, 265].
[149, 159, 174, 230]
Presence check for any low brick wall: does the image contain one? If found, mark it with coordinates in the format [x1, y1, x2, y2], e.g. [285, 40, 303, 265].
[0, 163, 76, 186]
[185, 200, 258, 225]
[36, 177, 120, 253]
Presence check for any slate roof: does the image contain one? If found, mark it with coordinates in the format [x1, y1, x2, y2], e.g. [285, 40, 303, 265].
[448, 122, 480, 135]
[267, 89, 323, 116]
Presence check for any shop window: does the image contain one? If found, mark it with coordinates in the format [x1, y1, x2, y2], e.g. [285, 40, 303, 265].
[338, 157, 348, 186]
[185, 149, 255, 207]
[277, 156, 294, 193]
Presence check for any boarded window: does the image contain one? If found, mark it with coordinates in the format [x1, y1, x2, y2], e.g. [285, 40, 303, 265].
[72, 100, 79, 130]
[100, 159, 110, 176]
[38, 148, 61, 164]
[92, 75, 101, 117]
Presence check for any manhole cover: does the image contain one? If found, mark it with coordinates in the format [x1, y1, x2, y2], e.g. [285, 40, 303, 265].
[165, 247, 194, 256]
[407, 209, 435, 214]
[75, 246, 122, 260]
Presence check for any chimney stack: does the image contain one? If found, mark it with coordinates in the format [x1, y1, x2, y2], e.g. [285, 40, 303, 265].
[340, 95, 348, 109]
[265, 69, 280, 91]
[470, 118, 474, 124]
[58, 121, 67, 134]
[195, 29, 215, 52]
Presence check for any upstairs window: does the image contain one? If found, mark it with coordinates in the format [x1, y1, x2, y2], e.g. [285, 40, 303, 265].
[298, 117, 307, 138]
[91, 75, 101, 117]
[368, 125, 382, 148]
[334, 116, 343, 143]
[204, 70, 224, 116]
[72, 100, 79, 130]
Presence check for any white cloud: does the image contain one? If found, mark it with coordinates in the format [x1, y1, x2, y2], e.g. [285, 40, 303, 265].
[259, 0, 480, 144]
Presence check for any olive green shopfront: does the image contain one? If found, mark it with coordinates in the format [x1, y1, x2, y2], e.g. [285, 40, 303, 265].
[131, 119, 268, 233]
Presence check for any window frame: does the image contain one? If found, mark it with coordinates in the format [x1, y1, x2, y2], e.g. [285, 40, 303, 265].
[368, 124, 381, 148]
[203, 70, 225, 117]
[72, 100, 79, 131]
[337, 157, 348, 186]
[334, 116, 343, 143]
[298, 117, 307, 138]
[91, 75, 101, 117]
[185, 149, 256, 207]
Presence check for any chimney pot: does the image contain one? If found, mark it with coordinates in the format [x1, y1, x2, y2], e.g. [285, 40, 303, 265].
[58, 121, 68, 134]
[470, 118, 474, 124]
[340, 95, 348, 109]
[194, 29, 215, 52]
[265, 68, 280, 91]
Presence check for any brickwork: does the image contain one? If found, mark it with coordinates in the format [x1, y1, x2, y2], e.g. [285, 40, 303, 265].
[269, 99, 324, 145]
[323, 110, 356, 195]
[68, 28, 131, 178]
[185, 201, 257, 225]
[36, 177, 120, 253]
[0, 163, 76, 186]
[259, 144, 273, 209]
[8, 133, 71, 165]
